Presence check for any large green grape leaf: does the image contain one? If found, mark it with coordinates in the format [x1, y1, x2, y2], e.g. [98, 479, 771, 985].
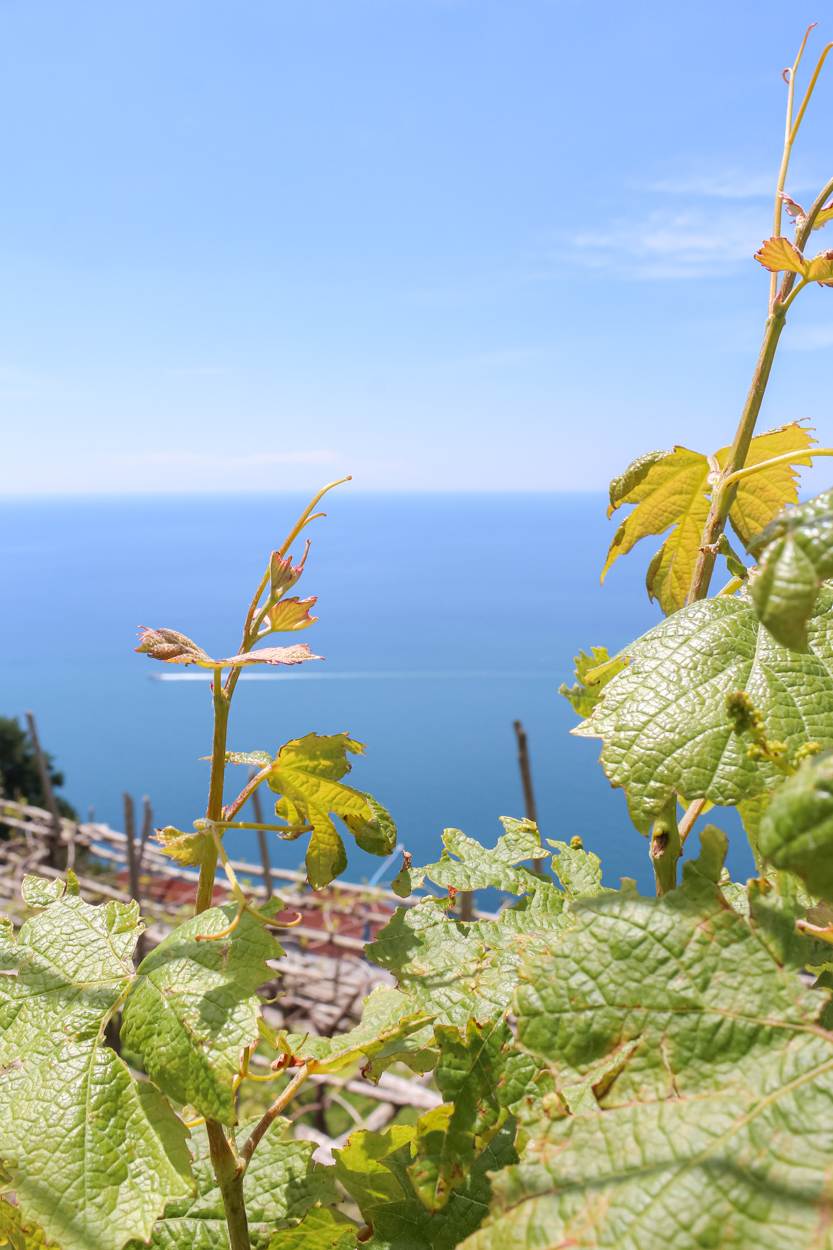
[462, 845, 833, 1250]
[334, 1117, 516, 1250]
[268, 1207, 356, 1249]
[121, 903, 283, 1124]
[574, 587, 833, 832]
[406, 1018, 525, 1212]
[131, 1120, 334, 1250]
[0, 892, 192, 1250]
[368, 827, 602, 1027]
[749, 487, 833, 649]
[230, 734, 396, 889]
[603, 423, 814, 614]
[274, 985, 434, 1079]
[758, 751, 833, 900]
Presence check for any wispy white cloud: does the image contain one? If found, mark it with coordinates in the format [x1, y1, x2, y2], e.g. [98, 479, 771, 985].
[566, 205, 769, 280]
[782, 323, 833, 351]
[641, 166, 815, 200]
[126, 449, 338, 470]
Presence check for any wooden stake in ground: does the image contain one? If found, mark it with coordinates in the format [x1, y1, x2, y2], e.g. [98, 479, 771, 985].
[25, 711, 64, 869]
[123, 792, 146, 961]
[513, 719, 543, 871]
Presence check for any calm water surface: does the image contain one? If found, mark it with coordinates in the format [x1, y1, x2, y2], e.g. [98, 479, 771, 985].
[0, 493, 749, 892]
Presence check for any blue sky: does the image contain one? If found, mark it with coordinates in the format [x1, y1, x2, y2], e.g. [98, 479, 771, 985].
[2, 1, 833, 494]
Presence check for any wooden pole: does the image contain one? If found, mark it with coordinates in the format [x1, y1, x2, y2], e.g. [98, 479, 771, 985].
[250, 770, 273, 899]
[513, 719, 543, 871]
[139, 795, 154, 873]
[25, 711, 63, 869]
[123, 792, 146, 960]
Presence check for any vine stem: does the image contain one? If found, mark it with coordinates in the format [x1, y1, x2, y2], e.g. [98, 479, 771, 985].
[769, 24, 815, 312]
[240, 1064, 310, 1168]
[721, 446, 833, 489]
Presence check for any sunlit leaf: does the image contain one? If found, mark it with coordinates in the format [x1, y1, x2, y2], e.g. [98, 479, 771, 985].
[462, 849, 833, 1250]
[602, 424, 814, 614]
[0, 893, 192, 1250]
[136, 627, 321, 669]
[121, 903, 283, 1124]
[754, 234, 807, 274]
[559, 646, 627, 718]
[229, 733, 396, 889]
[265, 597, 318, 633]
[758, 752, 833, 901]
[575, 587, 833, 831]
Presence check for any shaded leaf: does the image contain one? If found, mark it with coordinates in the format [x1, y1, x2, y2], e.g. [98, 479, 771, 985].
[748, 487, 833, 649]
[462, 857, 833, 1250]
[758, 751, 833, 901]
[121, 903, 283, 1124]
[575, 587, 833, 831]
[0, 1198, 52, 1250]
[335, 1118, 516, 1250]
[274, 986, 434, 1079]
[268, 1207, 356, 1250]
[0, 894, 192, 1250]
[133, 1119, 334, 1250]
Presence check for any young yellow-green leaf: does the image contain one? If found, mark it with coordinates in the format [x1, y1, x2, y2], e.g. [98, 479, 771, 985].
[0, 1198, 52, 1250]
[781, 193, 833, 230]
[132, 1119, 335, 1250]
[234, 733, 396, 889]
[462, 861, 833, 1250]
[407, 1018, 515, 1212]
[758, 752, 833, 900]
[335, 1117, 516, 1250]
[121, 903, 283, 1124]
[268, 1207, 356, 1250]
[558, 646, 627, 718]
[266, 596, 318, 633]
[136, 627, 321, 670]
[0, 894, 192, 1250]
[274, 985, 434, 1079]
[748, 488, 833, 649]
[154, 825, 213, 867]
[575, 587, 833, 832]
[603, 424, 815, 614]
[805, 250, 833, 284]
[754, 234, 807, 274]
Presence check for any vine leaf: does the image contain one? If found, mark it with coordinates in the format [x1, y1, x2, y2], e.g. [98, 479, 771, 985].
[462, 847, 833, 1250]
[758, 751, 833, 901]
[368, 822, 602, 1028]
[748, 487, 833, 649]
[558, 646, 627, 718]
[781, 193, 833, 230]
[334, 1117, 516, 1250]
[755, 236, 833, 284]
[603, 423, 815, 614]
[407, 1018, 517, 1212]
[575, 587, 833, 831]
[265, 596, 318, 633]
[130, 1119, 335, 1250]
[230, 733, 397, 889]
[267, 1207, 356, 1249]
[136, 627, 321, 669]
[273, 985, 435, 1079]
[121, 903, 283, 1125]
[0, 1197, 51, 1250]
[401, 819, 545, 895]
[0, 891, 192, 1250]
[153, 825, 214, 868]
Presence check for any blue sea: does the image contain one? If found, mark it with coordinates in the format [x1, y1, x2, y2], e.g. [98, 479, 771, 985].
[0, 493, 750, 894]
